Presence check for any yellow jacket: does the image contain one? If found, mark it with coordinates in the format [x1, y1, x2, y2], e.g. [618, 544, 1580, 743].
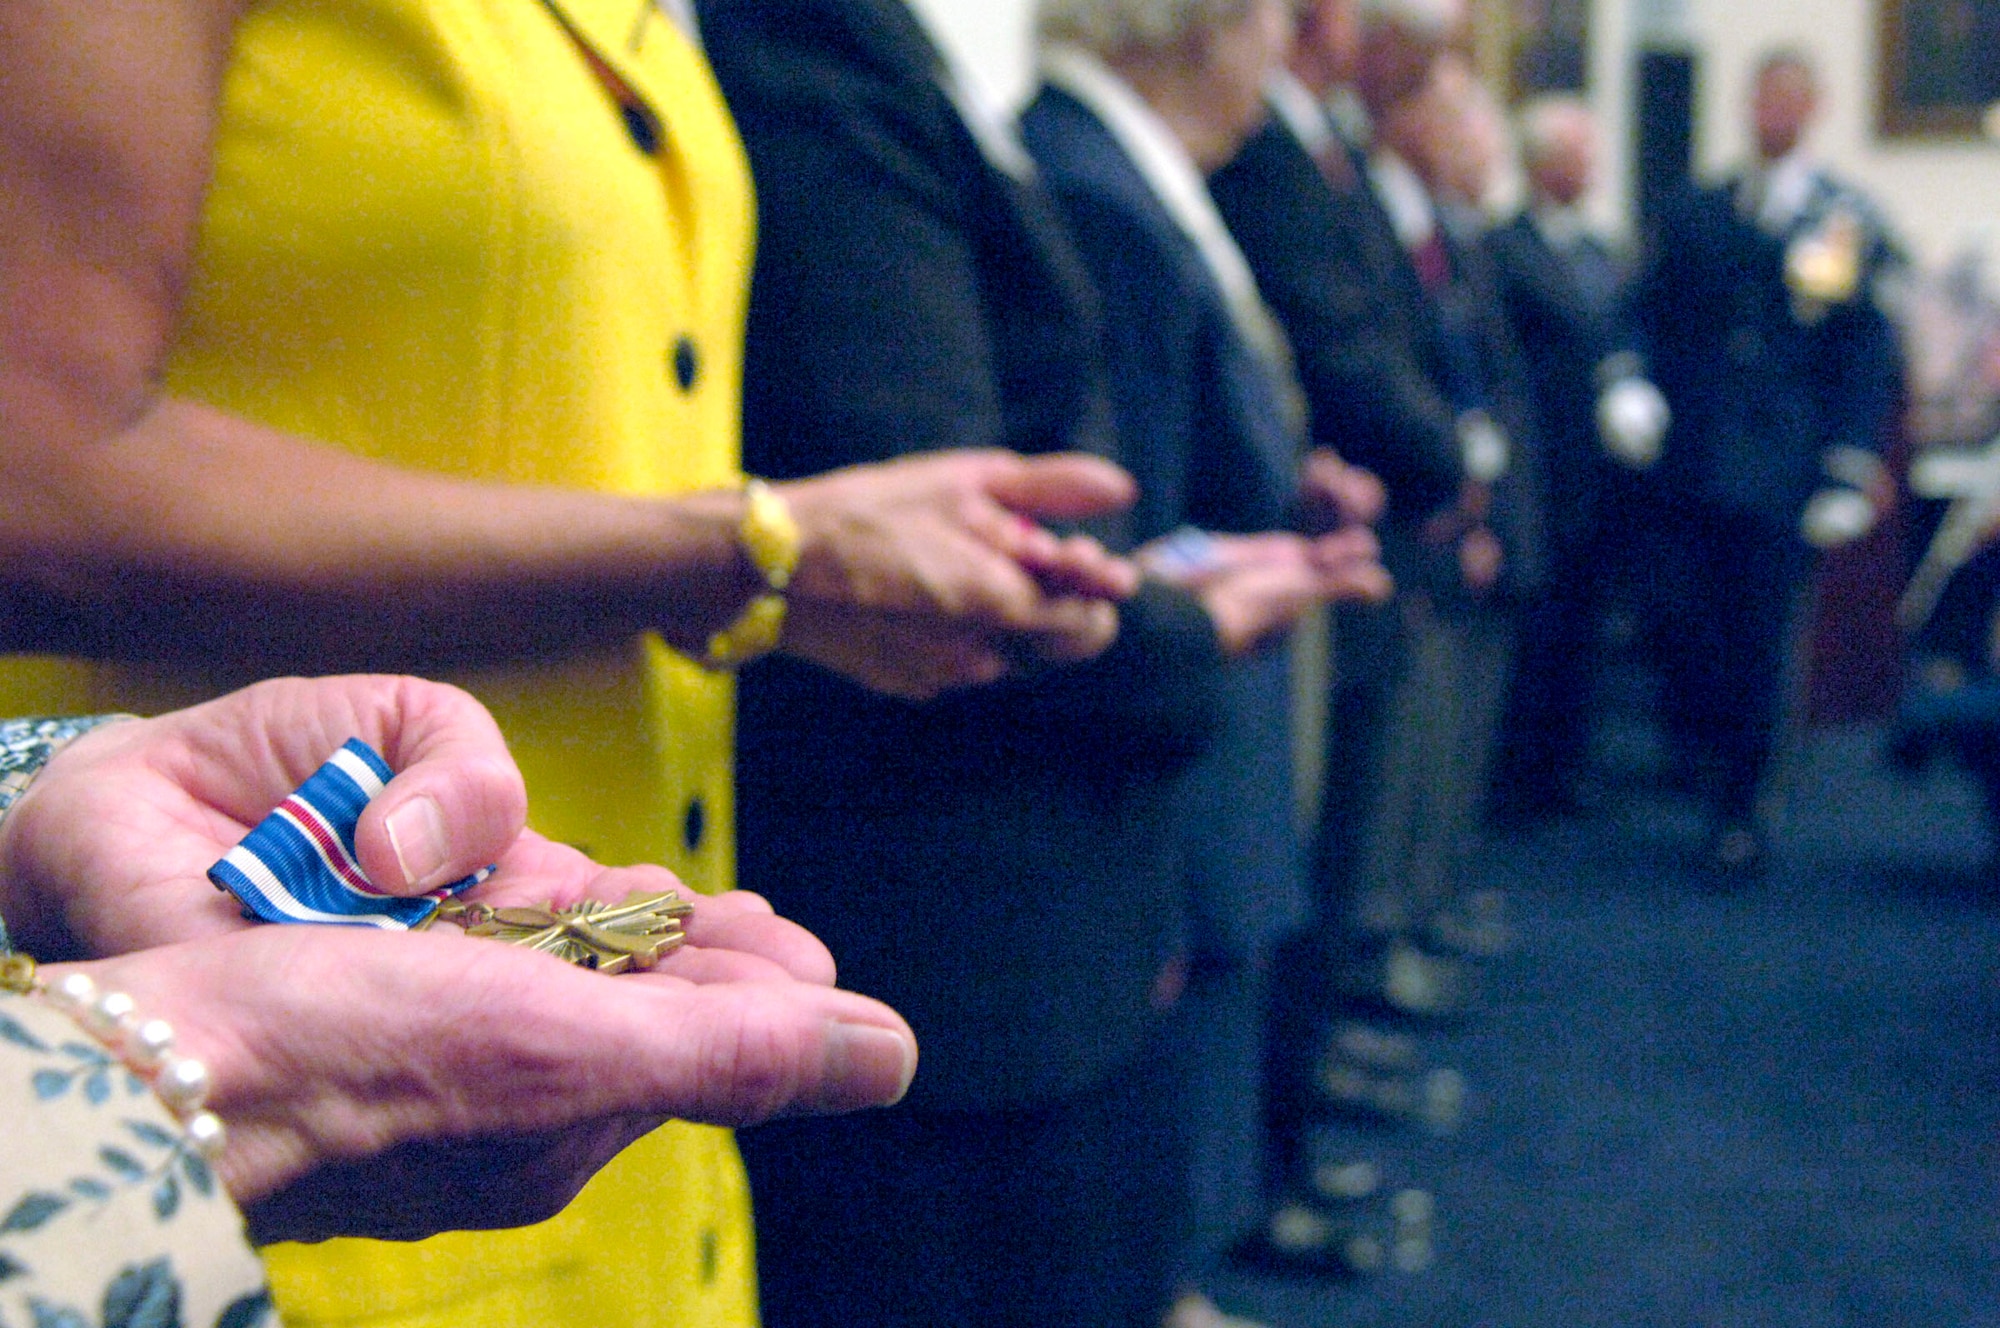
[0, 0, 761, 1322]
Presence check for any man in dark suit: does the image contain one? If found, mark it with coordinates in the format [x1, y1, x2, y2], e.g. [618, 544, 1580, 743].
[700, 2, 1383, 1324]
[1211, 0, 1534, 1002]
[1206, 5, 1551, 1275]
[1485, 96, 1668, 824]
[1636, 48, 1904, 875]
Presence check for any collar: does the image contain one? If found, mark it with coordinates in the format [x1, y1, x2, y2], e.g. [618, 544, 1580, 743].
[1327, 86, 1372, 147]
[912, 9, 1037, 181]
[1264, 69, 1338, 158]
[1528, 201, 1589, 251]
[1368, 148, 1437, 250]
[1037, 44, 1291, 375]
[1744, 150, 1819, 233]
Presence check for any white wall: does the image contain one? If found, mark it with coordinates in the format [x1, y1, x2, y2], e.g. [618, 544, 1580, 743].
[911, 0, 2000, 272]
[1675, 0, 2000, 271]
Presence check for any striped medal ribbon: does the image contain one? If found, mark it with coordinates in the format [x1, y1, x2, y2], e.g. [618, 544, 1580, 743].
[208, 739, 491, 930]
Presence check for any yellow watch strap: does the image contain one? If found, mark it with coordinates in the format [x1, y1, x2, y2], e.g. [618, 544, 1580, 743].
[703, 479, 800, 670]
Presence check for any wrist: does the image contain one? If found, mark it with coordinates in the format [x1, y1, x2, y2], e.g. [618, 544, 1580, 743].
[0, 716, 138, 959]
[2, 956, 228, 1160]
[701, 479, 800, 669]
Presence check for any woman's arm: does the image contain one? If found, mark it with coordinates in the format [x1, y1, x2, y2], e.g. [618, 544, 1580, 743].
[0, 0, 1132, 693]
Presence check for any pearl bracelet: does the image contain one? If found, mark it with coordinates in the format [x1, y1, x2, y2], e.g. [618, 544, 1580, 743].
[1, 954, 226, 1159]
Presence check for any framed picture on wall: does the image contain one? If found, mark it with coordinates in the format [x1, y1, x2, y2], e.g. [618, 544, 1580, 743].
[1879, 0, 2000, 138]
[1469, 0, 1591, 101]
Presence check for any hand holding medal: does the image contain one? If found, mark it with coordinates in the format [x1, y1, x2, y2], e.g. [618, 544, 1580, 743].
[204, 733, 699, 974]
[0, 675, 916, 1244]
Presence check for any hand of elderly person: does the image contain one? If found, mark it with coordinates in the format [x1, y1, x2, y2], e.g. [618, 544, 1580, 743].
[1299, 448, 1390, 532]
[49, 912, 915, 1246]
[775, 450, 1140, 698]
[1140, 528, 1391, 657]
[0, 674, 917, 1244]
[0, 673, 853, 976]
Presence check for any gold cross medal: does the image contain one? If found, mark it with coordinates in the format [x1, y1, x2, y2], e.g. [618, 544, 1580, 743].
[204, 740, 697, 974]
[433, 891, 696, 974]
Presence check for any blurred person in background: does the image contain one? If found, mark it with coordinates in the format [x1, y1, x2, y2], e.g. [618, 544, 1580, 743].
[1486, 95, 1669, 827]
[1636, 47, 1905, 880]
[1006, 0, 1395, 1318]
[1380, 46, 1551, 857]
[1211, 0, 1508, 1026]
[1210, 1, 1548, 1271]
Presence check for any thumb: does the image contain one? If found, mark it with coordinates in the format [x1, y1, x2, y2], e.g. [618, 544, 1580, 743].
[351, 683, 530, 895]
[647, 983, 920, 1123]
[983, 453, 1137, 522]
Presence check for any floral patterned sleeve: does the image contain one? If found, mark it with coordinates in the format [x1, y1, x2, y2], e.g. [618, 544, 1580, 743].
[0, 717, 273, 1328]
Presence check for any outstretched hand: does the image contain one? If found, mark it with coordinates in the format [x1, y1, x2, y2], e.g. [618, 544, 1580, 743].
[60, 910, 915, 1245]
[0, 673, 918, 1244]
[1141, 529, 1392, 657]
[0, 674, 853, 976]
[775, 450, 1140, 698]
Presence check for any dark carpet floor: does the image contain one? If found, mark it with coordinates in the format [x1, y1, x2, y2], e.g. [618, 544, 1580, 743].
[1210, 723, 2000, 1327]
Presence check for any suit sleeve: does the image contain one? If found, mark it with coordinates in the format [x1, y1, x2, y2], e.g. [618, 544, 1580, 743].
[1212, 127, 1464, 517]
[708, 21, 1227, 765]
[717, 49, 1009, 475]
[1817, 226, 1906, 461]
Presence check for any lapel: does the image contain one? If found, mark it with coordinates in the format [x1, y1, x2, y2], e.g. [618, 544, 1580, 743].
[1781, 171, 1839, 242]
[851, 0, 941, 73]
[1530, 220, 1619, 325]
[1348, 158, 1443, 338]
[1264, 74, 1359, 192]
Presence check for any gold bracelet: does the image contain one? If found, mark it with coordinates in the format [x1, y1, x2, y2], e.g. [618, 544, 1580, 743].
[704, 479, 800, 670]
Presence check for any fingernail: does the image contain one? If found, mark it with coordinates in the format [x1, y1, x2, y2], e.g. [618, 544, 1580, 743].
[824, 1021, 918, 1109]
[384, 796, 449, 892]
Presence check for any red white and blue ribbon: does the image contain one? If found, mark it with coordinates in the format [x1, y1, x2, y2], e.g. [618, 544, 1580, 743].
[208, 739, 491, 930]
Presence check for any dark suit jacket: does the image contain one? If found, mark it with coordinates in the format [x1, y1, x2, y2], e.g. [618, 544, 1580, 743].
[1440, 215, 1550, 598]
[1486, 213, 1640, 554]
[1636, 173, 1904, 532]
[1017, 83, 1309, 964]
[1209, 112, 1544, 600]
[1210, 116, 1465, 522]
[703, 0, 1237, 1111]
[1016, 87, 1297, 541]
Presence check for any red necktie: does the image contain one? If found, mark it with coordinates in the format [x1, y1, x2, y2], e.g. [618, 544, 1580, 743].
[1410, 230, 1451, 293]
[1312, 140, 1357, 191]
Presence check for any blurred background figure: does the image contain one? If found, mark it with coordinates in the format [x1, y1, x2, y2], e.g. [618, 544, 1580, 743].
[1020, 0, 1395, 1319]
[1888, 247, 2000, 847]
[1355, 35, 1546, 974]
[1636, 48, 1905, 881]
[1208, 0, 1539, 1280]
[1486, 94, 1669, 828]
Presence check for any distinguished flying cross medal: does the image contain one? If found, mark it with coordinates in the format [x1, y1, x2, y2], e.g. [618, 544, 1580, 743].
[433, 891, 694, 974]
[207, 739, 691, 972]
